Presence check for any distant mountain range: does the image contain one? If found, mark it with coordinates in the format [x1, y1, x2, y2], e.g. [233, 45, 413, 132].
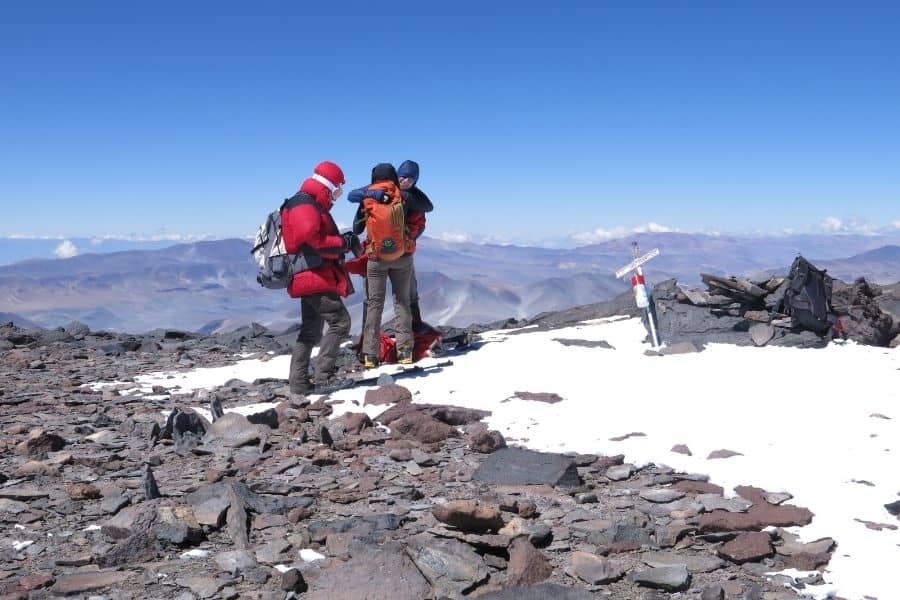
[1, 233, 898, 333]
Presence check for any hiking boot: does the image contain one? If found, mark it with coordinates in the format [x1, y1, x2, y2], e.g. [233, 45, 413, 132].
[361, 354, 379, 369]
[290, 377, 313, 395]
[313, 376, 356, 394]
[397, 349, 413, 365]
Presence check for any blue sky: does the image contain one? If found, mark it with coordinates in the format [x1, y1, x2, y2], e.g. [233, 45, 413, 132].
[2, 1, 898, 247]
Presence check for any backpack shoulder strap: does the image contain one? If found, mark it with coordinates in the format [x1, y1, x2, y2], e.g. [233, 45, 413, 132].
[282, 191, 320, 212]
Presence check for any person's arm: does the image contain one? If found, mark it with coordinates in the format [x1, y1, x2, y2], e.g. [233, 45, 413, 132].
[348, 187, 386, 204]
[406, 209, 426, 239]
[282, 204, 343, 258]
[407, 187, 433, 212]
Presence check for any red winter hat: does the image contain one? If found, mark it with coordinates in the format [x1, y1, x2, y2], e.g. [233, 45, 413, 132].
[313, 161, 345, 187]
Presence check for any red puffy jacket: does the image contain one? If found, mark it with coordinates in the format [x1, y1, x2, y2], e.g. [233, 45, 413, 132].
[281, 178, 351, 298]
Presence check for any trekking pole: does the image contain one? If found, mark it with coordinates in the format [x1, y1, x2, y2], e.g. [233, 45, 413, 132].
[615, 242, 661, 348]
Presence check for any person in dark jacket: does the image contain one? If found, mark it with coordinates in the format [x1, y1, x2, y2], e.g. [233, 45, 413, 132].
[281, 160, 357, 393]
[396, 160, 433, 331]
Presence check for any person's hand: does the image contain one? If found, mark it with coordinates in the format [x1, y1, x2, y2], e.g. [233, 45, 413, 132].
[365, 189, 386, 202]
[341, 231, 362, 256]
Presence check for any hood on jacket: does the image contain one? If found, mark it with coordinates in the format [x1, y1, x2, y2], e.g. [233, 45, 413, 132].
[371, 163, 399, 185]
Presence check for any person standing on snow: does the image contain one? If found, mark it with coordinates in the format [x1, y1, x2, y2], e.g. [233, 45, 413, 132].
[351, 163, 415, 368]
[395, 160, 433, 332]
[281, 160, 359, 394]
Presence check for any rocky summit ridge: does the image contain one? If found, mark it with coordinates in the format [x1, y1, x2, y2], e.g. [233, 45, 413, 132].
[0, 281, 897, 599]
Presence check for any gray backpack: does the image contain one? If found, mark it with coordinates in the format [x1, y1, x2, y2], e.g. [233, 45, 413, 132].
[251, 193, 323, 289]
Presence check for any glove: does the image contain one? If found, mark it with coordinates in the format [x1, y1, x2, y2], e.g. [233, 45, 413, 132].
[341, 231, 362, 256]
[364, 189, 386, 202]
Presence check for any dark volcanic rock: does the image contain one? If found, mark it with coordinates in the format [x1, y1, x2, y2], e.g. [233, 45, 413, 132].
[406, 534, 489, 596]
[718, 531, 774, 563]
[476, 583, 596, 599]
[469, 429, 507, 453]
[50, 571, 133, 595]
[473, 447, 581, 487]
[303, 541, 430, 600]
[629, 564, 691, 591]
[432, 500, 505, 534]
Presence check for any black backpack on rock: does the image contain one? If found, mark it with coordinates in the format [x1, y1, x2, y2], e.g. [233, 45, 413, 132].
[783, 255, 834, 335]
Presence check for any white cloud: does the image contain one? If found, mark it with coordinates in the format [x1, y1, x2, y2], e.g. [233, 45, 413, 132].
[890, 220, 900, 230]
[569, 222, 680, 245]
[54, 240, 79, 259]
[432, 231, 472, 244]
[821, 217, 844, 232]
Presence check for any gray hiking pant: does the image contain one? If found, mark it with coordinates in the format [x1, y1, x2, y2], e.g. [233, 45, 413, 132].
[290, 292, 351, 389]
[363, 253, 413, 356]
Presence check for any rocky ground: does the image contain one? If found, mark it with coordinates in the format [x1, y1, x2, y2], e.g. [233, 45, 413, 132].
[0, 312, 855, 600]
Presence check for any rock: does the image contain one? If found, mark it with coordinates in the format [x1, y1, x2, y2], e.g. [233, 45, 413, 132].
[155, 505, 204, 545]
[406, 534, 489, 596]
[776, 530, 834, 556]
[568, 550, 627, 584]
[749, 323, 775, 346]
[629, 564, 691, 591]
[707, 449, 742, 459]
[336, 412, 372, 435]
[432, 500, 504, 533]
[280, 568, 307, 593]
[670, 444, 692, 456]
[718, 531, 774, 563]
[143, 463, 162, 500]
[0, 485, 50, 500]
[475, 583, 595, 599]
[15, 431, 65, 457]
[605, 464, 635, 481]
[513, 391, 563, 404]
[50, 571, 132, 595]
[364, 383, 412, 405]
[202, 411, 264, 448]
[697, 494, 753, 513]
[302, 541, 430, 600]
[67, 482, 102, 500]
[473, 447, 581, 487]
[642, 551, 725, 573]
[699, 502, 813, 532]
[639, 488, 685, 503]
[390, 411, 459, 443]
[701, 584, 725, 600]
[215, 549, 258, 574]
[506, 536, 553, 586]
[469, 429, 507, 453]
[13, 460, 60, 477]
[885, 499, 900, 517]
[245, 407, 279, 429]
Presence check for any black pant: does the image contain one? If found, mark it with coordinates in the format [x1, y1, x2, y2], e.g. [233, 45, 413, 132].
[289, 292, 351, 388]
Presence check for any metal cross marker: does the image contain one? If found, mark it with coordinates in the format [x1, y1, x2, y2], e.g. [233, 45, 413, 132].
[615, 243, 661, 348]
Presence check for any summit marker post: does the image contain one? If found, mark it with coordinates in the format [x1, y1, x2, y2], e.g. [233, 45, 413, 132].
[615, 243, 661, 348]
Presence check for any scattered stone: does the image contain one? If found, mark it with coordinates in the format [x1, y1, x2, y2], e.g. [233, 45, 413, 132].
[629, 564, 691, 591]
[718, 531, 774, 563]
[364, 383, 412, 406]
[749, 323, 775, 346]
[67, 482, 102, 500]
[406, 534, 489, 596]
[50, 571, 132, 595]
[469, 430, 507, 453]
[432, 500, 505, 533]
[513, 391, 563, 404]
[506, 536, 553, 586]
[639, 489, 685, 503]
[670, 444, 692, 456]
[568, 551, 627, 584]
[707, 449, 743, 459]
[473, 447, 580, 487]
